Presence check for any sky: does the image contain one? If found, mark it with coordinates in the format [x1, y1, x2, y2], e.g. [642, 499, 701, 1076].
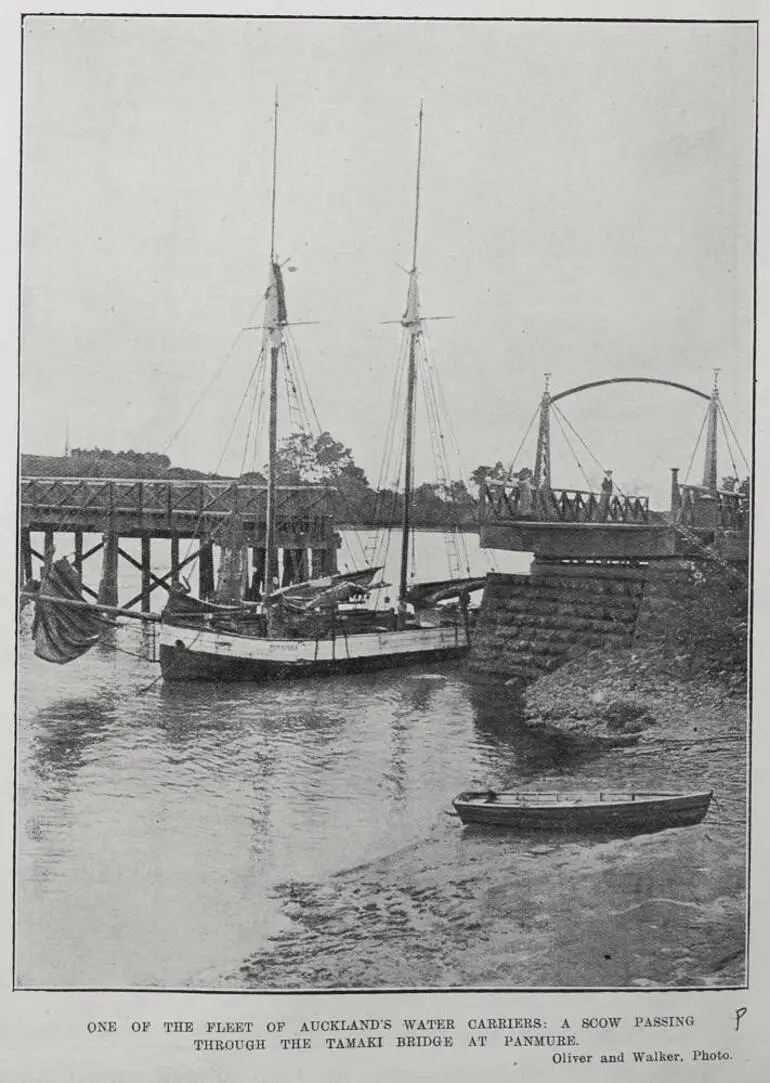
[19, 15, 756, 504]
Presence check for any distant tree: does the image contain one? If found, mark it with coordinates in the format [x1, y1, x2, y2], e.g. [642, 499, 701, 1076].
[238, 470, 268, 486]
[67, 447, 172, 478]
[270, 431, 372, 518]
[470, 461, 507, 494]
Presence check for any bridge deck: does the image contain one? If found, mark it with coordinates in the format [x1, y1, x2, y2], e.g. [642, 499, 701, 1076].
[20, 477, 337, 547]
[480, 482, 749, 561]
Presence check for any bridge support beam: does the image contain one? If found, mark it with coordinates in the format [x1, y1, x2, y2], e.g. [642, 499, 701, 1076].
[141, 534, 152, 613]
[311, 548, 325, 578]
[251, 547, 265, 598]
[43, 529, 55, 572]
[295, 547, 308, 582]
[73, 532, 83, 576]
[199, 540, 215, 600]
[170, 535, 180, 588]
[98, 532, 120, 607]
[20, 529, 33, 584]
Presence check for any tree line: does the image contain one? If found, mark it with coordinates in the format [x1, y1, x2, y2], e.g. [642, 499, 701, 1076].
[21, 435, 511, 528]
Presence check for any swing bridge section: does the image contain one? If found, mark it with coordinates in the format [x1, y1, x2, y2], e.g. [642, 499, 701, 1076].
[479, 377, 750, 564]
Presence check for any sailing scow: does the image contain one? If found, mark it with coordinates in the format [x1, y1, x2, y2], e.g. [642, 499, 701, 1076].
[156, 102, 484, 682]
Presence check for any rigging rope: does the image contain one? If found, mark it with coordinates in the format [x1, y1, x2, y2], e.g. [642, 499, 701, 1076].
[717, 407, 740, 484]
[551, 403, 608, 480]
[550, 406, 595, 492]
[181, 357, 263, 563]
[238, 345, 268, 478]
[418, 322, 478, 577]
[719, 402, 751, 474]
[506, 402, 540, 480]
[683, 404, 710, 485]
[161, 293, 266, 457]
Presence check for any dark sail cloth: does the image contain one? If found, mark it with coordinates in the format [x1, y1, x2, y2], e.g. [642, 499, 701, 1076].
[32, 559, 104, 664]
[405, 577, 487, 609]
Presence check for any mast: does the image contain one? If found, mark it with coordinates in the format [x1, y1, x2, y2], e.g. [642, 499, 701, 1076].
[398, 103, 424, 623]
[263, 91, 282, 602]
[702, 368, 720, 495]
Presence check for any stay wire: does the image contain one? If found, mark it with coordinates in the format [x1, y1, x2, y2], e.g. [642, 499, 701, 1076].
[417, 344, 466, 578]
[550, 407, 594, 492]
[683, 405, 710, 484]
[181, 358, 263, 563]
[417, 325, 473, 576]
[366, 331, 409, 571]
[719, 402, 751, 474]
[421, 322, 489, 570]
[550, 403, 608, 478]
[238, 346, 267, 478]
[161, 294, 266, 457]
[282, 336, 368, 569]
[717, 407, 740, 484]
[506, 404, 540, 479]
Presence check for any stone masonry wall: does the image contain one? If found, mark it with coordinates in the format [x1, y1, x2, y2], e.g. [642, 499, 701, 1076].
[469, 564, 646, 684]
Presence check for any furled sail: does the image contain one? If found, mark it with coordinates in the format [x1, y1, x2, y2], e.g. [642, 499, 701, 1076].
[32, 558, 105, 664]
[264, 261, 288, 348]
[266, 567, 382, 609]
[405, 576, 487, 609]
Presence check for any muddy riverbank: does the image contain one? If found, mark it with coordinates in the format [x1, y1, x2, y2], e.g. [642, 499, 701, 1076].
[232, 647, 747, 991]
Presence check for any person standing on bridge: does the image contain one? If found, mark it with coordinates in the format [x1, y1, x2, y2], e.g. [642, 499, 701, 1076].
[598, 471, 613, 521]
[516, 467, 535, 517]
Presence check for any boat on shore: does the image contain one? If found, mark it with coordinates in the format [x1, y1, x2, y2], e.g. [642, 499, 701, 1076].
[451, 789, 713, 832]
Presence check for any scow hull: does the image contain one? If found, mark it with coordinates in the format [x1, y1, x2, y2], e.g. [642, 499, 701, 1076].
[159, 621, 469, 682]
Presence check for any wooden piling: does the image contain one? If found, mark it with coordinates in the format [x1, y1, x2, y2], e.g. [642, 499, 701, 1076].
[73, 532, 83, 576]
[296, 547, 308, 582]
[252, 546, 265, 598]
[21, 529, 33, 583]
[199, 539, 215, 599]
[311, 549, 325, 578]
[281, 549, 293, 587]
[98, 531, 120, 607]
[141, 534, 152, 612]
[170, 534, 180, 587]
[43, 529, 55, 572]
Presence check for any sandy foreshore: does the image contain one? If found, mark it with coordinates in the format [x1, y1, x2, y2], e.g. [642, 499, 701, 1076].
[231, 648, 747, 991]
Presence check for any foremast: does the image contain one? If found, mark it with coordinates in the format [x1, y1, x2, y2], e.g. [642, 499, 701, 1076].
[263, 92, 286, 603]
[397, 102, 424, 628]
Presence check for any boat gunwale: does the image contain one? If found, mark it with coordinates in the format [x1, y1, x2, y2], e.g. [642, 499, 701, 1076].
[161, 617, 464, 645]
[452, 790, 713, 811]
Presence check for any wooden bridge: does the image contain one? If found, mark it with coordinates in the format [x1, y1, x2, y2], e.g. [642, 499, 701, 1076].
[20, 477, 339, 610]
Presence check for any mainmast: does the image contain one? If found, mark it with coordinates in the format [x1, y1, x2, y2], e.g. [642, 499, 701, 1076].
[263, 91, 283, 602]
[398, 103, 424, 625]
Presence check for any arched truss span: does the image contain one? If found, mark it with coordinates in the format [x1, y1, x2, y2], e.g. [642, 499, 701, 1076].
[550, 377, 711, 405]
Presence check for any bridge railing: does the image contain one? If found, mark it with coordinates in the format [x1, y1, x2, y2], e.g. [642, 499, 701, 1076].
[480, 482, 650, 525]
[20, 477, 334, 528]
[678, 486, 750, 532]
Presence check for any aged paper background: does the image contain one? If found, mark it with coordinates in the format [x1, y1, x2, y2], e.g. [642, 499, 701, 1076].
[1, 1, 768, 1080]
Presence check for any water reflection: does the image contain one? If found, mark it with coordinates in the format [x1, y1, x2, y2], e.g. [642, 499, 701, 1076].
[26, 693, 118, 799]
[16, 613, 746, 990]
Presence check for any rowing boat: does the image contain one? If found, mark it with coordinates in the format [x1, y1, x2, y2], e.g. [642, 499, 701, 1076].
[451, 789, 712, 832]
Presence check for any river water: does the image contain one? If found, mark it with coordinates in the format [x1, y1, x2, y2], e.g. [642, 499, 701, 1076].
[15, 531, 524, 988]
[15, 533, 745, 990]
